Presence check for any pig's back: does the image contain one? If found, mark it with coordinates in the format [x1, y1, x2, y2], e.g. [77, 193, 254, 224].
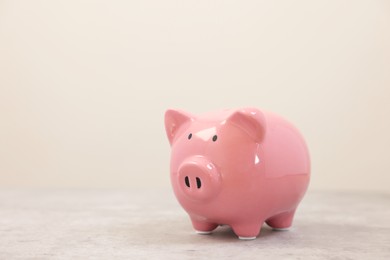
[262, 111, 310, 180]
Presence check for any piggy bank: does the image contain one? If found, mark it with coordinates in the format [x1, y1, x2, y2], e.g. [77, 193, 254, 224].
[164, 107, 310, 240]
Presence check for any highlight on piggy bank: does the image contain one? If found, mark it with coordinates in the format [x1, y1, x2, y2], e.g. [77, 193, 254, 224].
[164, 107, 310, 240]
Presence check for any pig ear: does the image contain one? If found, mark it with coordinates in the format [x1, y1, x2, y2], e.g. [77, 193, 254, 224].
[165, 109, 195, 146]
[227, 108, 266, 142]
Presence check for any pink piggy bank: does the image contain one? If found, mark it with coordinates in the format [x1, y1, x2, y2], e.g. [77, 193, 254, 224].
[164, 107, 310, 240]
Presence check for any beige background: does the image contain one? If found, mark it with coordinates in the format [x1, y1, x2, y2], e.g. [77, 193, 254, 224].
[0, 0, 389, 192]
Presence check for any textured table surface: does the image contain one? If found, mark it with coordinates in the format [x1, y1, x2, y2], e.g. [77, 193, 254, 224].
[0, 189, 389, 259]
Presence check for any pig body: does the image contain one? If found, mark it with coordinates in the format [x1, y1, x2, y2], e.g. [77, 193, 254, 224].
[165, 108, 310, 239]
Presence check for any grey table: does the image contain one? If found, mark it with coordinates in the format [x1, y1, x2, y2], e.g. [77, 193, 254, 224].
[0, 189, 389, 259]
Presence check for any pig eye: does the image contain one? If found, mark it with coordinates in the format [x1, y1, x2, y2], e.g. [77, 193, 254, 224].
[212, 135, 218, 142]
[188, 133, 192, 140]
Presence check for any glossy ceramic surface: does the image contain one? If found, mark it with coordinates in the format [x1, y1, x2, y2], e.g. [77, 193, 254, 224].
[164, 107, 310, 240]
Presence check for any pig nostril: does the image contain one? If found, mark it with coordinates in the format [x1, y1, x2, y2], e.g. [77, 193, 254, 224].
[185, 176, 190, 187]
[196, 177, 201, 189]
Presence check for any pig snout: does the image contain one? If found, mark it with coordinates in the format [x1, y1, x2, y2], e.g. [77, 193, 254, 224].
[177, 156, 221, 201]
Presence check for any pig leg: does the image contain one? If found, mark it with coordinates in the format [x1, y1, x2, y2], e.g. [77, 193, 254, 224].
[266, 209, 296, 230]
[231, 221, 263, 240]
[190, 217, 218, 234]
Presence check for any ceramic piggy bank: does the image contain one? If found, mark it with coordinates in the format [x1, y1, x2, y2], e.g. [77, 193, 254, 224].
[164, 107, 310, 240]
